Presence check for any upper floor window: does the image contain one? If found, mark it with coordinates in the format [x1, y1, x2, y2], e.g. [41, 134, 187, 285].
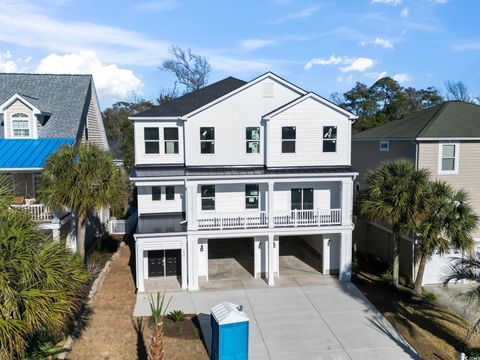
[323, 126, 337, 153]
[439, 142, 459, 174]
[152, 186, 161, 201]
[144, 127, 159, 154]
[11, 113, 30, 137]
[201, 185, 215, 210]
[282, 126, 296, 153]
[246, 127, 260, 154]
[245, 184, 259, 209]
[164, 128, 179, 154]
[200, 127, 215, 154]
[165, 186, 175, 200]
[379, 140, 389, 152]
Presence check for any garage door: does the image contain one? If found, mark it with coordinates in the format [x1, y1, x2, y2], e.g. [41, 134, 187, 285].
[148, 250, 181, 278]
[422, 249, 460, 285]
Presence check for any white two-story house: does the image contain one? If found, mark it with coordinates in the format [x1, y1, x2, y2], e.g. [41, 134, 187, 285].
[130, 72, 357, 292]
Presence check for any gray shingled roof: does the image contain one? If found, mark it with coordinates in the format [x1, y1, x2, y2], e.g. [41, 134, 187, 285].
[353, 101, 480, 140]
[0, 73, 92, 139]
[131, 76, 247, 118]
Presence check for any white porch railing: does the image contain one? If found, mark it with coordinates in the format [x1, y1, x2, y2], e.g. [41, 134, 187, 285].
[197, 211, 268, 230]
[273, 209, 342, 227]
[11, 203, 54, 222]
[195, 209, 342, 230]
[109, 219, 126, 234]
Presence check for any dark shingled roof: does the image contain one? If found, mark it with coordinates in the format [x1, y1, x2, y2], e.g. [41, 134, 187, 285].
[0, 73, 92, 139]
[131, 76, 247, 118]
[353, 101, 480, 140]
[132, 165, 357, 178]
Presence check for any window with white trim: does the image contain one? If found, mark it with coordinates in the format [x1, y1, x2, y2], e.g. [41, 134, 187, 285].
[245, 184, 259, 209]
[144, 127, 160, 154]
[282, 126, 296, 153]
[379, 141, 389, 152]
[323, 126, 337, 152]
[246, 127, 260, 153]
[164, 127, 179, 154]
[200, 127, 215, 154]
[201, 185, 215, 210]
[439, 143, 459, 174]
[11, 113, 30, 137]
[291, 188, 314, 210]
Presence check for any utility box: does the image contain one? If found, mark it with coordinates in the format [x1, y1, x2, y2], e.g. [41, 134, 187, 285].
[210, 302, 249, 360]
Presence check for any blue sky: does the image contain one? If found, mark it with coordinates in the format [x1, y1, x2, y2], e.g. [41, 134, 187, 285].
[0, 0, 479, 106]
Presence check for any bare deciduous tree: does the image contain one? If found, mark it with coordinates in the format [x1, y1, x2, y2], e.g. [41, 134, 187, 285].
[445, 80, 471, 102]
[161, 46, 212, 93]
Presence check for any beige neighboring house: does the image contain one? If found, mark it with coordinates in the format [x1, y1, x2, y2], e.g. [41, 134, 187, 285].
[0, 73, 109, 250]
[352, 100, 480, 285]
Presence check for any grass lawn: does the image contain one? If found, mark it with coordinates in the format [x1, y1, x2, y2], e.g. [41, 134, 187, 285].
[353, 255, 479, 360]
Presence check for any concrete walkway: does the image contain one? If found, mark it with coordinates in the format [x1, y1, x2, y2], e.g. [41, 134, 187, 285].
[134, 281, 419, 359]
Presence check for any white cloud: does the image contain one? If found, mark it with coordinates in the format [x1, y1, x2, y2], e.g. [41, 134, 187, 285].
[305, 55, 375, 73]
[371, 0, 403, 5]
[0, 50, 31, 72]
[136, 0, 178, 12]
[304, 55, 346, 69]
[453, 41, 480, 51]
[400, 7, 409, 17]
[271, 4, 321, 23]
[239, 39, 277, 52]
[393, 73, 410, 82]
[366, 71, 388, 80]
[36, 51, 143, 99]
[360, 37, 394, 49]
[339, 57, 375, 73]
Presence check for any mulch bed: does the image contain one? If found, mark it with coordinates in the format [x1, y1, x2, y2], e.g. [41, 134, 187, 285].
[163, 315, 203, 340]
[353, 254, 479, 360]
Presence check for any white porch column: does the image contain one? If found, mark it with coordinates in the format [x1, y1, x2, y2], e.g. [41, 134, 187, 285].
[136, 242, 145, 292]
[52, 229, 60, 242]
[341, 178, 353, 226]
[187, 235, 199, 290]
[339, 231, 353, 282]
[186, 184, 198, 230]
[181, 237, 188, 289]
[267, 233, 275, 286]
[268, 181, 274, 228]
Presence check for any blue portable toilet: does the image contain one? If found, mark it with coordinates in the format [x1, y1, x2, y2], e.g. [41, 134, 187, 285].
[210, 302, 249, 360]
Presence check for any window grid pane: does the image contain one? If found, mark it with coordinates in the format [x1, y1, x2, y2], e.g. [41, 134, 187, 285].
[152, 186, 161, 201]
[165, 141, 179, 154]
[164, 127, 178, 140]
[323, 126, 337, 153]
[201, 185, 215, 211]
[165, 186, 175, 200]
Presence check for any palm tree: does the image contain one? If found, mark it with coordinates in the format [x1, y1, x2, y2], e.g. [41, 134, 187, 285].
[413, 181, 478, 294]
[358, 159, 430, 286]
[0, 174, 89, 359]
[38, 144, 127, 258]
[148, 291, 171, 360]
[444, 255, 480, 348]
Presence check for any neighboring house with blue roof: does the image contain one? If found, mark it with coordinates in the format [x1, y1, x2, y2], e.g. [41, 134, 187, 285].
[0, 73, 109, 246]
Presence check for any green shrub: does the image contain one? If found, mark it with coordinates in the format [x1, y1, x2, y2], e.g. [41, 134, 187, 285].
[168, 310, 185, 322]
[422, 289, 438, 303]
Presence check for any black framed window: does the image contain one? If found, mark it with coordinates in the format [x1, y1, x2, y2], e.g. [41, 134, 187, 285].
[200, 127, 215, 154]
[246, 127, 260, 153]
[164, 128, 179, 154]
[165, 186, 175, 200]
[282, 126, 296, 153]
[144, 127, 160, 154]
[201, 185, 215, 210]
[323, 126, 337, 153]
[152, 186, 161, 201]
[245, 184, 259, 209]
[291, 188, 313, 210]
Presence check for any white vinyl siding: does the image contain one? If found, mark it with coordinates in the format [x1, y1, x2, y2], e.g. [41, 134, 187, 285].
[267, 97, 351, 167]
[137, 185, 184, 214]
[134, 121, 184, 165]
[185, 78, 301, 166]
[3, 99, 37, 139]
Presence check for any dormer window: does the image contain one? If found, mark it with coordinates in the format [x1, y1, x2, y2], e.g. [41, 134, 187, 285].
[11, 113, 30, 137]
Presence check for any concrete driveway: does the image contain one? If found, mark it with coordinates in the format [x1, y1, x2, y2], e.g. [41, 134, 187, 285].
[134, 280, 418, 359]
